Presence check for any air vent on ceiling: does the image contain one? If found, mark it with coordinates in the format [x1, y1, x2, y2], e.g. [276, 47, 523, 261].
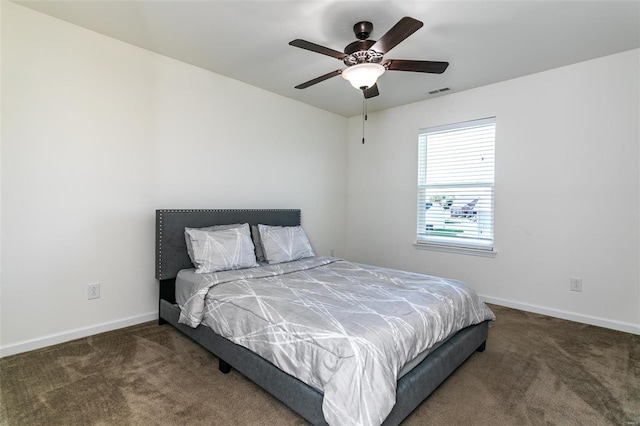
[427, 87, 451, 95]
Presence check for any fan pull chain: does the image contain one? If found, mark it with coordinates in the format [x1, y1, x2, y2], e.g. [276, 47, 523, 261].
[362, 93, 368, 144]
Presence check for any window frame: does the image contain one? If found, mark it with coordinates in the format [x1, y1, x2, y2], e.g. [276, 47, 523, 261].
[415, 117, 497, 256]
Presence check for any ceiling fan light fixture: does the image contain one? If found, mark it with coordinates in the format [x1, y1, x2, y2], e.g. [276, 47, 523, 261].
[342, 63, 385, 90]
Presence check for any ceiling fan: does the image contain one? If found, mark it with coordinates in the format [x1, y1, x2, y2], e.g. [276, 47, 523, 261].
[289, 17, 449, 99]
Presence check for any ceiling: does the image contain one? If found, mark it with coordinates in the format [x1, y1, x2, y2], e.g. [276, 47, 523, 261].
[13, 1, 640, 117]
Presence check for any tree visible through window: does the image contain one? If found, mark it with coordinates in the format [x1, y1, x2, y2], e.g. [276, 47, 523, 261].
[417, 117, 496, 250]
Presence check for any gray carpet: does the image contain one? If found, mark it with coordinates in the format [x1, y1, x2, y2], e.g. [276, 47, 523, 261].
[1, 305, 638, 425]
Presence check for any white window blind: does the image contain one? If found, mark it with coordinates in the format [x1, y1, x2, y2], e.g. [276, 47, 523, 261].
[417, 117, 496, 251]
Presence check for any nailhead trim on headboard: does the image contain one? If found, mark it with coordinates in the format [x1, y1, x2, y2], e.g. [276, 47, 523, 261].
[157, 210, 164, 279]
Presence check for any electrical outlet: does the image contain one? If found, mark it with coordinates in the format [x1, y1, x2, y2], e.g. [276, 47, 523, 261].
[330, 248, 335, 257]
[570, 277, 583, 292]
[88, 282, 100, 300]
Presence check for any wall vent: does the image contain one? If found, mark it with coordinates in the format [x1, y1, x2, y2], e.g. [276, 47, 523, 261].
[427, 87, 451, 95]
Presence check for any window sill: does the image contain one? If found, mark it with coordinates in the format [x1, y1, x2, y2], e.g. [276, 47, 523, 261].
[413, 241, 497, 257]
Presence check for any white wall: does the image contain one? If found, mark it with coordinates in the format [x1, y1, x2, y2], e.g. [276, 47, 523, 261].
[346, 49, 640, 333]
[0, 2, 348, 355]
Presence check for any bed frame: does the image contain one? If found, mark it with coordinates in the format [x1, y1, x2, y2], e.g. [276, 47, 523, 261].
[156, 209, 489, 425]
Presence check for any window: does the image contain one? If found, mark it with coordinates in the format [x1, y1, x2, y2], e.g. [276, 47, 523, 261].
[416, 117, 496, 252]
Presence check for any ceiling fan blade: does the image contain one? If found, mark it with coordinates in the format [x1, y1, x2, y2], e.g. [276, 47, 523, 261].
[363, 84, 379, 99]
[371, 17, 423, 54]
[295, 69, 343, 89]
[384, 59, 449, 74]
[289, 39, 347, 60]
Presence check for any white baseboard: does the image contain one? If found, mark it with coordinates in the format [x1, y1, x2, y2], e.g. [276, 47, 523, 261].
[0, 312, 158, 358]
[481, 295, 640, 335]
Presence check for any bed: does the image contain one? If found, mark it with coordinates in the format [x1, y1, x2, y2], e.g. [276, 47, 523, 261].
[156, 208, 494, 426]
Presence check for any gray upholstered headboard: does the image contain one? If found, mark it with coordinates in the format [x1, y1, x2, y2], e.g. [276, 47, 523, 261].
[155, 209, 301, 281]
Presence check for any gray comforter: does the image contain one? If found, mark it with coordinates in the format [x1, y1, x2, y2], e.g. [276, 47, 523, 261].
[178, 257, 495, 426]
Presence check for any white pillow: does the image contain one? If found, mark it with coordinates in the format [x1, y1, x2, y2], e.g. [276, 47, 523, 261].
[258, 224, 315, 264]
[185, 223, 257, 273]
[185, 223, 243, 265]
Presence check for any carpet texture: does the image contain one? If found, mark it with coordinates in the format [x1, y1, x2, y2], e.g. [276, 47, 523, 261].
[1, 305, 638, 425]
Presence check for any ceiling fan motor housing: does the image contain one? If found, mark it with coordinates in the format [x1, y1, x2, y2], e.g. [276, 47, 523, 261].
[344, 21, 382, 65]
